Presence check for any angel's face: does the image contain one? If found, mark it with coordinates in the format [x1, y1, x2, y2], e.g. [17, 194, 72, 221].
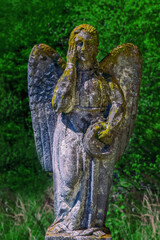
[75, 30, 98, 63]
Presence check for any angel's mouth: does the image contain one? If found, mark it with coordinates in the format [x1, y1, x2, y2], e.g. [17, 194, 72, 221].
[80, 55, 86, 61]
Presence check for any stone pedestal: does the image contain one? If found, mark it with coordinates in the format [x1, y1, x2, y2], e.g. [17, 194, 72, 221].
[45, 233, 112, 240]
[45, 227, 112, 240]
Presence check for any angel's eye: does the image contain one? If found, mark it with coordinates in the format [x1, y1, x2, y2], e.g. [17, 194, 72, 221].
[77, 41, 83, 47]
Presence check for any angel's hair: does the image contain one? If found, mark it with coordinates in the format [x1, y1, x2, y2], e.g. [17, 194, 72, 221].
[69, 24, 99, 48]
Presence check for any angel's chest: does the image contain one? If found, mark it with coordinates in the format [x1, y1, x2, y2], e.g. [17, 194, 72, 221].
[75, 72, 108, 108]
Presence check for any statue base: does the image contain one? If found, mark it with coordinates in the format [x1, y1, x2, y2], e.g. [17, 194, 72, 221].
[45, 226, 112, 240]
[45, 234, 112, 240]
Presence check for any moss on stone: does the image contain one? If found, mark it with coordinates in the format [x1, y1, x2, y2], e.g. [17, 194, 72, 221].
[52, 85, 59, 107]
[99, 43, 141, 78]
[31, 43, 66, 70]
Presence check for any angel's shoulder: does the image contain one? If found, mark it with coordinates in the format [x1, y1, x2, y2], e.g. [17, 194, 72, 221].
[98, 71, 119, 91]
[98, 71, 124, 103]
[108, 81, 120, 91]
[100, 71, 112, 83]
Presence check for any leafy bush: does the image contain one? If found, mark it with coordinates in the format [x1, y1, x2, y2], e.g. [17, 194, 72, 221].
[0, 0, 160, 192]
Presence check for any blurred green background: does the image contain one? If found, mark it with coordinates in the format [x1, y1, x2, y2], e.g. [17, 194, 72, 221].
[1, 0, 159, 190]
[0, 0, 160, 239]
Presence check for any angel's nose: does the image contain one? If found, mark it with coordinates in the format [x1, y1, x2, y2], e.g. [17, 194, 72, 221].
[81, 43, 86, 51]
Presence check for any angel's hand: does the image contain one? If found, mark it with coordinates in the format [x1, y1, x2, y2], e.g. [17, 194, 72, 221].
[67, 43, 77, 65]
[97, 124, 113, 145]
[83, 122, 106, 157]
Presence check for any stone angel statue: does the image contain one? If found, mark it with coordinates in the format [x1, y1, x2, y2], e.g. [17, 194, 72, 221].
[28, 24, 142, 239]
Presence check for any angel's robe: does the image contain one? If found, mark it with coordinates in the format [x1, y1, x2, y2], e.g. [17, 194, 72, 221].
[52, 68, 124, 231]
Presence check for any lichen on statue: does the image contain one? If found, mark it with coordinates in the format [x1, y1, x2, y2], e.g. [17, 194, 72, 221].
[50, 24, 125, 235]
[28, 23, 142, 239]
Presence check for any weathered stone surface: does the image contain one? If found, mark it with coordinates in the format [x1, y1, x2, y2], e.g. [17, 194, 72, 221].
[45, 226, 112, 240]
[28, 44, 65, 171]
[28, 24, 142, 239]
[45, 235, 112, 240]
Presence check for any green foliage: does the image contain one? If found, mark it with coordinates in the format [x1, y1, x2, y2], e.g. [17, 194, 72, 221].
[114, 0, 160, 187]
[0, 182, 159, 239]
[105, 180, 160, 239]
[0, 0, 69, 191]
[0, 184, 54, 240]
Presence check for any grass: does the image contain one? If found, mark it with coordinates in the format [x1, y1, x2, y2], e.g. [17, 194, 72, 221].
[0, 177, 159, 240]
[0, 183, 54, 240]
[106, 182, 160, 240]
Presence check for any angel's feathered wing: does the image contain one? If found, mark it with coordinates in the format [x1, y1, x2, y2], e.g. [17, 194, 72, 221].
[99, 43, 142, 163]
[28, 44, 65, 171]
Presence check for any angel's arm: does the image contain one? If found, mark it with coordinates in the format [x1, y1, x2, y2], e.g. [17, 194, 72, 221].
[83, 79, 126, 152]
[52, 44, 76, 113]
[52, 64, 76, 113]
[97, 81, 126, 144]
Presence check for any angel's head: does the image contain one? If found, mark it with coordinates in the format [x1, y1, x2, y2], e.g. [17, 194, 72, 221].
[69, 24, 99, 66]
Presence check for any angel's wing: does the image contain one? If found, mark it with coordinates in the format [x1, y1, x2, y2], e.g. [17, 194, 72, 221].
[28, 44, 65, 171]
[99, 43, 142, 163]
